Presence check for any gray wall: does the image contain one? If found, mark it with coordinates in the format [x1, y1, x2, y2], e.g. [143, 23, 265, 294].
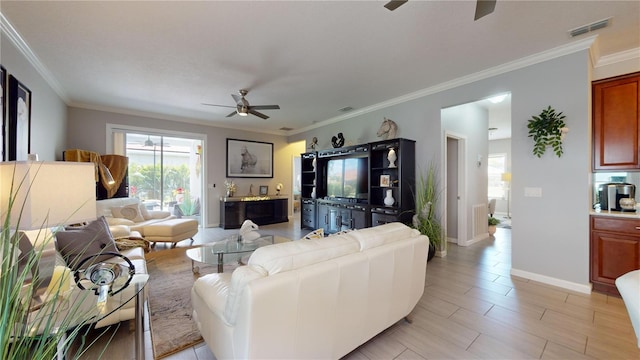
[67, 107, 300, 227]
[1, 33, 67, 161]
[290, 50, 592, 291]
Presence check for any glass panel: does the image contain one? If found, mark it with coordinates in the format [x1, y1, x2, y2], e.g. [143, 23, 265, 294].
[124, 133, 202, 222]
[488, 154, 506, 199]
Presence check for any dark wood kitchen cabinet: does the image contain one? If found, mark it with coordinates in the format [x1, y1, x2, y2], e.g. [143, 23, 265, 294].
[590, 215, 640, 295]
[593, 72, 640, 170]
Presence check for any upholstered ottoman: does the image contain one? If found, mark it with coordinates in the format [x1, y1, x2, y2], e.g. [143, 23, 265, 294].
[143, 218, 198, 247]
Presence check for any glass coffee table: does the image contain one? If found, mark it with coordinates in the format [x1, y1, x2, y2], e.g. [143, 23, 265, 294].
[186, 234, 291, 273]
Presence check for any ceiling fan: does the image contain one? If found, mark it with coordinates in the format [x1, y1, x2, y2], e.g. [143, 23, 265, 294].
[202, 89, 280, 120]
[384, 0, 497, 21]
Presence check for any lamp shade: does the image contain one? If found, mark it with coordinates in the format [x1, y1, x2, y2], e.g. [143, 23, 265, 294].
[0, 161, 97, 230]
[501, 172, 512, 182]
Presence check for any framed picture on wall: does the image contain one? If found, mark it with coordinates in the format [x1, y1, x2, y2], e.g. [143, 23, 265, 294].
[226, 138, 274, 178]
[0, 65, 6, 161]
[7, 75, 31, 161]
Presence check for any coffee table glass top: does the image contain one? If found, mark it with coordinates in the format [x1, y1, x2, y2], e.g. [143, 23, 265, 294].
[186, 234, 290, 273]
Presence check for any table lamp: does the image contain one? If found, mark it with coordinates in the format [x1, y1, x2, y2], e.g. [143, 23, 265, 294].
[0, 161, 96, 309]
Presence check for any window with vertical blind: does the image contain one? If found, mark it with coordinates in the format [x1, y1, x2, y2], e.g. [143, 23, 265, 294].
[488, 153, 506, 199]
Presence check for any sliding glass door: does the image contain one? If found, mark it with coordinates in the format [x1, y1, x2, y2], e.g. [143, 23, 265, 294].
[123, 132, 203, 224]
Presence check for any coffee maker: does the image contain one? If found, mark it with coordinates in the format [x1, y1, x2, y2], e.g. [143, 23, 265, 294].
[598, 183, 636, 212]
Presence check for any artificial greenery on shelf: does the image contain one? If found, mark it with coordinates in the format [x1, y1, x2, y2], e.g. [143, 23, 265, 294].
[527, 106, 567, 158]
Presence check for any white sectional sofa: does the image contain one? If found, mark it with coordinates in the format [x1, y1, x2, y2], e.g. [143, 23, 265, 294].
[191, 222, 429, 359]
[96, 197, 198, 246]
[616, 270, 640, 348]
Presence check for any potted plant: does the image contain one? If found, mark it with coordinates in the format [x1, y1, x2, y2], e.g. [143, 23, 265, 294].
[488, 216, 501, 236]
[177, 192, 200, 223]
[412, 163, 443, 261]
[527, 105, 568, 158]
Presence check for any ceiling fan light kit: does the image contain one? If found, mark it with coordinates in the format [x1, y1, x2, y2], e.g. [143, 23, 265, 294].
[203, 89, 280, 120]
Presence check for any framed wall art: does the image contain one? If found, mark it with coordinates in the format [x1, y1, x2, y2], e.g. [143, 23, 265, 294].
[226, 138, 273, 178]
[0, 65, 6, 161]
[7, 75, 31, 161]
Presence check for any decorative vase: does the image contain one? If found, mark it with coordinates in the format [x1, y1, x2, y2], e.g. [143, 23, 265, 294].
[312, 157, 316, 171]
[488, 225, 497, 236]
[384, 189, 395, 206]
[311, 187, 316, 199]
[387, 148, 397, 168]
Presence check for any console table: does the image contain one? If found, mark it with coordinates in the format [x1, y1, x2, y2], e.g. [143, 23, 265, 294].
[220, 196, 289, 229]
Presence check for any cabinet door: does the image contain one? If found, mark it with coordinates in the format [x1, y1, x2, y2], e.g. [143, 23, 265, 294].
[593, 73, 640, 170]
[591, 231, 640, 286]
[317, 204, 330, 230]
[351, 209, 367, 230]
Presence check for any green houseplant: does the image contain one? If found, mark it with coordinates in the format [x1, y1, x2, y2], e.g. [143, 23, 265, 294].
[488, 216, 501, 236]
[412, 163, 443, 259]
[527, 106, 568, 158]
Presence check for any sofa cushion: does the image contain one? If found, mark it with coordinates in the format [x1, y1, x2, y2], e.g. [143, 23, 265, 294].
[348, 222, 420, 251]
[55, 216, 121, 270]
[111, 204, 146, 223]
[138, 204, 152, 220]
[301, 228, 324, 240]
[248, 236, 359, 275]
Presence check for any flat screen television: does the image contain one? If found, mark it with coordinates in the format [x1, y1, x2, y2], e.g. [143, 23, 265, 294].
[326, 157, 368, 200]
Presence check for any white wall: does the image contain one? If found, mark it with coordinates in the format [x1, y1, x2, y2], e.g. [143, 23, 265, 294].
[1, 33, 67, 161]
[290, 49, 592, 292]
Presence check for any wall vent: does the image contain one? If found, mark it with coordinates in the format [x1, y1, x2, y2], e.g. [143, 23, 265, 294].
[569, 18, 611, 37]
[279, 127, 294, 131]
[338, 106, 354, 112]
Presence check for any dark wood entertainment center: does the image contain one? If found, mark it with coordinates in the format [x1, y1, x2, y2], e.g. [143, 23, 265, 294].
[301, 138, 415, 234]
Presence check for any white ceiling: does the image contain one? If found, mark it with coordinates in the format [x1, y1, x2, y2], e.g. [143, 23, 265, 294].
[1, 1, 638, 136]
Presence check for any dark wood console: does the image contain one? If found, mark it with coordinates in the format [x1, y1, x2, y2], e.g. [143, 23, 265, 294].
[220, 197, 288, 229]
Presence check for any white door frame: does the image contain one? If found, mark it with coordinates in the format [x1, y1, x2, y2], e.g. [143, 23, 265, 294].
[444, 130, 468, 247]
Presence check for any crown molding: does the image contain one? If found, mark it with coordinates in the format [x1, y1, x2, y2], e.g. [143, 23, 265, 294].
[0, 12, 69, 102]
[595, 47, 640, 68]
[289, 36, 597, 136]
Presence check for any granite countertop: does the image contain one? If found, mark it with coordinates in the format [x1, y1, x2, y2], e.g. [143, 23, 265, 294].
[220, 195, 289, 202]
[590, 208, 640, 219]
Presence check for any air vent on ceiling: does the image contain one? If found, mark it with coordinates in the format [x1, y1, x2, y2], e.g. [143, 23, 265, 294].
[279, 127, 294, 131]
[338, 106, 354, 113]
[569, 18, 611, 37]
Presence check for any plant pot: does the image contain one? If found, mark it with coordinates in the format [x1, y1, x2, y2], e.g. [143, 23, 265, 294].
[427, 242, 436, 262]
[488, 225, 497, 236]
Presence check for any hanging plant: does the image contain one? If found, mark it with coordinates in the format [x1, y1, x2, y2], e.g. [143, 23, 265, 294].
[527, 106, 568, 158]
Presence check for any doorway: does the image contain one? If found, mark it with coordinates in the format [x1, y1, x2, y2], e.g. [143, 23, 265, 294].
[445, 132, 467, 247]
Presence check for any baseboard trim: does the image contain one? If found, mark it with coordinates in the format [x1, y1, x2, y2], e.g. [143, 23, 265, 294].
[510, 268, 592, 294]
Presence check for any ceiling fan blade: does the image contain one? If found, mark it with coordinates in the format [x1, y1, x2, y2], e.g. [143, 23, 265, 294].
[474, 0, 496, 20]
[226, 111, 237, 118]
[384, 0, 408, 11]
[202, 103, 236, 108]
[231, 93, 242, 104]
[249, 109, 269, 120]
[250, 105, 280, 110]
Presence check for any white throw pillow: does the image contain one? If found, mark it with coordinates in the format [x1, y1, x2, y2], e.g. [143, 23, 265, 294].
[301, 228, 324, 240]
[111, 204, 145, 223]
[138, 203, 152, 220]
